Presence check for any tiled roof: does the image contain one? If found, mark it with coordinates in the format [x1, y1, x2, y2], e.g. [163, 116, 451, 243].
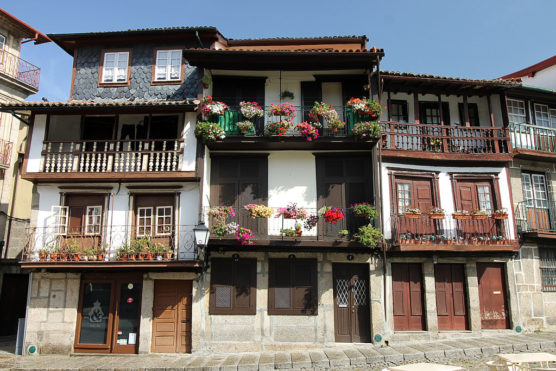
[0, 9, 51, 44]
[500, 55, 556, 80]
[228, 35, 368, 43]
[48, 26, 218, 39]
[189, 47, 384, 54]
[0, 100, 198, 110]
[382, 70, 520, 86]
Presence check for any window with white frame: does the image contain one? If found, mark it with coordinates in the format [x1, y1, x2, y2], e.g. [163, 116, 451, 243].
[101, 51, 129, 83]
[154, 50, 181, 82]
[51, 206, 68, 234]
[0, 34, 5, 51]
[397, 183, 411, 213]
[137, 207, 153, 237]
[551, 109, 556, 128]
[534, 104, 552, 128]
[156, 206, 173, 235]
[507, 99, 526, 124]
[522, 173, 549, 209]
[85, 206, 102, 235]
[477, 185, 493, 213]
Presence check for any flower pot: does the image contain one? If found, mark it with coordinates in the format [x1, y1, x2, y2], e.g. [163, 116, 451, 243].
[81, 255, 88, 261]
[119, 255, 127, 261]
[471, 214, 488, 220]
[493, 214, 508, 220]
[241, 127, 247, 134]
[89, 255, 97, 261]
[60, 253, 68, 262]
[156, 255, 163, 261]
[355, 213, 369, 218]
[332, 126, 338, 133]
[163, 252, 172, 261]
[50, 253, 59, 261]
[429, 214, 445, 220]
[72, 254, 80, 262]
[404, 212, 421, 219]
[137, 253, 145, 261]
[97, 254, 104, 261]
[128, 254, 136, 261]
[296, 228, 302, 237]
[39, 253, 47, 262]
[452, 214, 470, 220]
[145, 253, 154, 261]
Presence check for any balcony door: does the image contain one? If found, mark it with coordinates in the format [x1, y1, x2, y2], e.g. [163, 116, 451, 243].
[394, 176, 436, 239]
[210, 156, 268, 236]
[63, 194, 106, 251]
[132, 194, 176, 251]
[522, 173, 552, 231]
[455, 179, 496, 238]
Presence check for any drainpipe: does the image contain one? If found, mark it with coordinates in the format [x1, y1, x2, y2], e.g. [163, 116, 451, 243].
[4, 153, 22, 259]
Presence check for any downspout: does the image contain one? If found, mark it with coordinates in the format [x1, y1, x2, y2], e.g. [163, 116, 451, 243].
[4, 153, 22, 259]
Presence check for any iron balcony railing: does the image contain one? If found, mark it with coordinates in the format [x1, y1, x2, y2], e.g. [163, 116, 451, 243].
[41, 139, 184, 173]
[0, 139, 13, 169]
[203, 206, 374, 242]
[22, 225, 198, 262]
[381, 121, 510, 154]
[214, 105, 373, 137]
[391, 213, 514, 247]
[509, 122, 556, 154]
[515, 201, 556, 234]
[0, 49, 41, 90]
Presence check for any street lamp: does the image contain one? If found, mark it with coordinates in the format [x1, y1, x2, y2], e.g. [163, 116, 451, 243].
[193, 222, 210, 248]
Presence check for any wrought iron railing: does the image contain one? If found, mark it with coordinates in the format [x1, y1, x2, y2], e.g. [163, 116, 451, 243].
[0, 49, 41, 90]
[203, 206, 374, 242]
[0, 139, 13, 169]
[509, 122, 556, 154]
[41, 139, 184, 173]
[381, 121, 510, 154]
[391, 213, 514, 247]
[214, 105, 373, 136]
[515, 201, 556, 233]
[22, 225, 197, 262]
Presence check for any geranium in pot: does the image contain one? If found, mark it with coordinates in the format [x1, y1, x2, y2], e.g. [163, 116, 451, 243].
[351, 202, 377, 219]
[318, 206, 345, 224]
[236, 120, 254, 135]
[428, 207, 445, 219]
[328, 120, 346, 134]
[276, 203, 308, 220]
[236, 227, 254, 246]
[403, 207, 421, 219]
[352, 121, 381, 140]
[264, 120, 292, 137]
[471, 209, 488, 220]
[201, 96, 228, 119]
[195, 121, 225, 143]
[452, 210, 470, 220]
[346, 97, 382, 119]
[268, 102, 296, 118]
[492, 208, 508, 220]
[240, 101, 264, 119]
[295, 122, 319, 141]
[244, 204, 274, 218]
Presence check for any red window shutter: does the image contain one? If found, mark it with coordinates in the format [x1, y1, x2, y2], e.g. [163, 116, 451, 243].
[409, 264, 423, 316]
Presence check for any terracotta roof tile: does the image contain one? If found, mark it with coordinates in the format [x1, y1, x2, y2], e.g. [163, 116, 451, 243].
[0, 100, 198, 110]
[381, 70, 520, 86]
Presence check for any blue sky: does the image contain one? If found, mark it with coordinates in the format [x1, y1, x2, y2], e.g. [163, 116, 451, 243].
[4, 0, 555, 101]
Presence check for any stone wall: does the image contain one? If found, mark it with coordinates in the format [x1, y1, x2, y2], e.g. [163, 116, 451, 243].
[25, 272, 80, 354]
[198, 251, 384, 352]
[514, 243, 556, 329]
[72, 43, 199, 101]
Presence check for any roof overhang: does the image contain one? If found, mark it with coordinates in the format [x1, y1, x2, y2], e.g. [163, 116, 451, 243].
[500, 55, 556, 80]
[0, 100, 199, 114]
[183, 49, 384, 70]
[0, 9, 50, 44]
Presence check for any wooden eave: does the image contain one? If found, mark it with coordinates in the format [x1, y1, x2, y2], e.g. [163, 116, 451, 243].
[182, 49, 383, 70]
[520, 231, 556, 240]
[383, 76, 512, 96]
[505, 87, 556, 105]
[380, 149, 513, 164]
[20, 260, 202, 271]
[205, 136, 378, 151]
[389, 242, 519, 253]
[512, 148, 556, 161]
[22, 172, 200, 183]
[208, 238, 381, 254]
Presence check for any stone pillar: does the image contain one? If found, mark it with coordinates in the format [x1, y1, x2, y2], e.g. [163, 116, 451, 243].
[370, 257, 385, 342]
[423, 261, 438, 332]
[138, 275, 154, 354]
[504, 258, 520, 330]
[465, 262, 481, 331]
[320, 255, 334, 344]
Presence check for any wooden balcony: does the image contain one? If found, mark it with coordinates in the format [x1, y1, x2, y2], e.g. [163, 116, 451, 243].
[515, 201, 556, 239]
[20, 225, 200, 269]
[390, 213, 517, 252]
[26, 139, 195, 182]
[380, 122, 512, 161]
[510, 123, 556, 159]
[0, 49, 41, 91]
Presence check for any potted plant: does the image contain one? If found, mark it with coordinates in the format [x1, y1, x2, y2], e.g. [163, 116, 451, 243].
[295, 122, 319, 141]
[295, 223, 303, 236]
[346, 97, 382, 118]
[264, 120, 292, 136]
[201, 96, 228, 118]
[403, 207, 421, 219]
[211, 221, 239, 238]
[428, 207, 445, 219]
[492, 208, 509, 220]
[452, 210, 470, 220]
[304, 215, 319, 230]
[49, 245, 60, 261]
[240, 101, 264, 119]
[354, 224, 383, 247]
[338, 230, 349, 239]
[208, 206, 236, 220]
[236, 227, 254, 246]
[268, 103, 296, 118]
[244, 204, 274, 218]
[471, 209, 488, 220]
[351, 202, 378, 219]
[280, 90, 294, 100]
[117, 245, 129, 261]
[236, 120, 254, 135]
[328, 120, 346, 134]
[310, 102, 339, 124]
[352, 121, 381, 140]
[201, 75, 212, 89]
[318, 206, 345, 224]
[145, 244, 156, 260]
[280, 228, 298, 238]
[161, 246, 173, 261]
[39, 247, 49, 261]
[97, 246, 106, 261]
[276, 203, 308, 220]
[81, 248, 94, 261]
[195, 121, 226, 143]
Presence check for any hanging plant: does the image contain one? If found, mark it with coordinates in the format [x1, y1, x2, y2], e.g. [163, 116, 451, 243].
[318, 206, 345, 224]
[236, 227, 254, 246]
[195, 122, 225, 142]
[295, 122, 319, 141]
[280, 90, 295, 100]
[352, 121, 381, 139]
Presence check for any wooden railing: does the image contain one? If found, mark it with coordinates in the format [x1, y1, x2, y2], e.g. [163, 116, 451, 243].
[509, 122, 556, 154]
[41, 139, 184, 173]
[0, 49, 41, 90]
[515, 201, 556, 234]
[0, 139, 13, 169]
[381, 121, 510, 154]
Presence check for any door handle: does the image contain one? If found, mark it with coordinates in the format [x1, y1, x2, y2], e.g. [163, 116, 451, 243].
[181, 319, 190, 323]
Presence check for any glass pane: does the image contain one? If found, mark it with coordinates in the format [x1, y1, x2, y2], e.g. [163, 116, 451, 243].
[115, 282, 141, 347]
[79, 282, 112, 344]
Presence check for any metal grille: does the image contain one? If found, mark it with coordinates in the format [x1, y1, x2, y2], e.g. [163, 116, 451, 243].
[540, 248, 556, 292]
[336, 279, 349, 307]
[214, 286, 231, 308]
[353, 280, 368, 306]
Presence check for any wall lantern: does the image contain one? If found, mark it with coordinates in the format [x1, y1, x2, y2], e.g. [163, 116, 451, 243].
[193, 222, 210, 248]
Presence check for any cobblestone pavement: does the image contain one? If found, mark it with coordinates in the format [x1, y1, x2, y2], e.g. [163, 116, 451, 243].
[0, 332, 555, 370]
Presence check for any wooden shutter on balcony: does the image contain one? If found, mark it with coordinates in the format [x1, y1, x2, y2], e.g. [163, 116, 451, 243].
[212, 77, 265, 106]
[65, 194, 105, 234]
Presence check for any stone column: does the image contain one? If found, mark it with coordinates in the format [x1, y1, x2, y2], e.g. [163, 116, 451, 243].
[504, 258, 520, 330]
[370, 257, 385, 342]
[138, 275, 154, 354]
[423, 261, 438, 332]
[465, 262, 481, 331]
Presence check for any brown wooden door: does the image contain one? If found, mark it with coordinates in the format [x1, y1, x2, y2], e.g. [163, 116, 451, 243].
[152, 280, 192, 353]
[333, 264, 371, 343]
[394, 177, 435, 237]
[0, 274, 29, 335]
[521, 173, 552, 231]
[477, 263, 509, 329]
[133, 194, 175, 248]
[65, 194, 105, 250]
[392, 263, 424, 331]
[435, 264, 468, 330]
[455, 180, 496, 238]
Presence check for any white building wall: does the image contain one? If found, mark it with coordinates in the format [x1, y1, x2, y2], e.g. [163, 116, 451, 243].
[521, 64, 556, 91]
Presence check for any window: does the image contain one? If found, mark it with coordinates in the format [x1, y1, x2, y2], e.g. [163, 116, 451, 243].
[154, 49, 182, 82]
[210, 258, 256, 314]
[534, 104, 556, 129]
[51, 206, 68, 234]
[0, 34, 5, 51]
[540, 248, 556, 292]
[397, 183, 411, 213]
[391, 100, 408, 122]
[85, 206, 102, 235]
[507, 99, 526, 124]
[458, 103, 480, 126]
[268, 259, 318, 315]
[522, 173, 549, 209]
[156, 206, 173, 235]
[136, 207, 153, 237]
[100, 51, 130, 84]
[419, 102, 450, 124]
[477, 185, 493, 213]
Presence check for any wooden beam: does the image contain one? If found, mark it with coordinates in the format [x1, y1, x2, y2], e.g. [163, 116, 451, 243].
[487, 95, 496, 128]
[413, 92, 420, 124]
[463, 95, 470, 127]
[499, 93, 509, 128]
[387, 91, 392, 121]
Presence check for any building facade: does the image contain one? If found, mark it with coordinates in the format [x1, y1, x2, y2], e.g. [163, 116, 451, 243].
[0, 8, 50, 337]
